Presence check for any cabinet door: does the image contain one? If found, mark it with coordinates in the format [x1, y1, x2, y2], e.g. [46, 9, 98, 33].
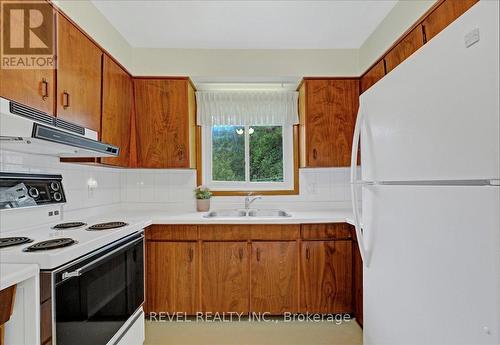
[0, 3, 55, 114]
[56, 14, 102, 131]
[146, 241, 198, 314]
[384, 25, 424, 74]
[100, 56, 132, 167]
[251, 241, 298, 314]
[134, 79, 192, 168]
[201, 242, 249, 313]
[305, 79, 359, 167]
[422, 0, 478, 42]
[360, 59, 385, 94]
[300, 240, 352, 313]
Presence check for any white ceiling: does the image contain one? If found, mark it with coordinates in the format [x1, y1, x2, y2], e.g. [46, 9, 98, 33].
[91, 0, 397, 49]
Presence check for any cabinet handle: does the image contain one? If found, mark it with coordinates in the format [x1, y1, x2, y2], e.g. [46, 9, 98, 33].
[188, 248, 194, 262]
[305, 247, 310, 260]
[62, 91, 70, 109]
[312, 149, 317, 160]
[238, 248, 244, 261]
[256, 248, 261, 262]
[41, 79, 48, 100]
[422, 25, 428, 44]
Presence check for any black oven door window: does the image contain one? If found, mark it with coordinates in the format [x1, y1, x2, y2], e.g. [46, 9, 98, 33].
[55, 237, 144, 345]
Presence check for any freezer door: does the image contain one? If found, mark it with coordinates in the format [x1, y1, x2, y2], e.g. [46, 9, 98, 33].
[362, 185, 500, 345]
[360, 1, 499, 182]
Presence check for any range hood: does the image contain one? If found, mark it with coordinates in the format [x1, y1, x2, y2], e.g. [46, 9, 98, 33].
[0, 97, 119, 157]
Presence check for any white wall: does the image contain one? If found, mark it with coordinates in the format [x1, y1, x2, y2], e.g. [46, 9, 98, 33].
[358, 0, 436, 72]
[131, 48, 359, 78]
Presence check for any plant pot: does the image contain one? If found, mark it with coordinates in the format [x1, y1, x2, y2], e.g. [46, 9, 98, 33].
[196, 198, 210, 212]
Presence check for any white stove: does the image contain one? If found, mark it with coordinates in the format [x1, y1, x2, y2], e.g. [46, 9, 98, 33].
[0, 215, 150, 269]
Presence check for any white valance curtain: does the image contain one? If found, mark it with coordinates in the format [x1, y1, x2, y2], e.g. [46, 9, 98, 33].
[196, 91, 299, 126]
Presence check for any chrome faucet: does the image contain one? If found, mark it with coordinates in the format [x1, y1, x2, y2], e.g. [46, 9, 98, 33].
[244, 192, 262, 210]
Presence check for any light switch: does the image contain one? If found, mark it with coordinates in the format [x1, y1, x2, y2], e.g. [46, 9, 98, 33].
[464, 28, 480, 48]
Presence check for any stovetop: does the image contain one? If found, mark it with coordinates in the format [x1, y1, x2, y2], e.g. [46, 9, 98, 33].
[0, 216, 149, 269]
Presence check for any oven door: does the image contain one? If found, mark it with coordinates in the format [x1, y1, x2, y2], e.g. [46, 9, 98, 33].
[54, 233, 144, 345]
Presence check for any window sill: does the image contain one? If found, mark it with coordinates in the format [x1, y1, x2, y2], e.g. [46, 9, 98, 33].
[212, 188, 299, 196]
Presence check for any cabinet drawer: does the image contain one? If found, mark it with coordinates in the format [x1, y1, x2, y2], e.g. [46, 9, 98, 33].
[199, 225, 250, 241]
[146, 225, 198, 241]
[301, 223, 352, 240]
[251, 225, 299, 241]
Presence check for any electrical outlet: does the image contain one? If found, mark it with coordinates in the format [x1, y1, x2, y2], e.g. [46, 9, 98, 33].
[464, 28, 480, 48]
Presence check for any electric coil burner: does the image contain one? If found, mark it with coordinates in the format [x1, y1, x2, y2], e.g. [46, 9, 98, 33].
[23, 238, 76, 252]
[87, 221, 128, 231]
[52, 222, 87, 230]
[0, 237, 33, 248]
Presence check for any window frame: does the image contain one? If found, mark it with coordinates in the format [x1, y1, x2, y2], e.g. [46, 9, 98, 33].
[199, 124, 299, 195]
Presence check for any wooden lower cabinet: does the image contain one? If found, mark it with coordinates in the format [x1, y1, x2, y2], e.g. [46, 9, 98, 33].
[300, 240, 352, 313]
[146, 241, 198, 314]
[201, 241, 249, 313]
[145, 224, 358, 316]
[250, 241, 298, 314]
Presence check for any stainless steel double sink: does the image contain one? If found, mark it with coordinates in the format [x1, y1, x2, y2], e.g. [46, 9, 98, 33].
[203, 209, 291, 218]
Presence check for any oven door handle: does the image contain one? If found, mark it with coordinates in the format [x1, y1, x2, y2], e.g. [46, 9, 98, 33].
[61, 236, 144, 281]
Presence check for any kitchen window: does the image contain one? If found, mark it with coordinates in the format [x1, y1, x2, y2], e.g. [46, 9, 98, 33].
[197, 90, 298, 193]
[203, 124, 294, 191]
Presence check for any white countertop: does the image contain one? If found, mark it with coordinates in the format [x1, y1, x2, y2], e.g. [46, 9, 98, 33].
[133, 208, 355, 225]
[0, 208, 354, 269]
[0, 263, 39, 290]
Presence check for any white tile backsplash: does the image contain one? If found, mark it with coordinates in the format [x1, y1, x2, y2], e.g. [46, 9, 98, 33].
[0, 149, 354, 215]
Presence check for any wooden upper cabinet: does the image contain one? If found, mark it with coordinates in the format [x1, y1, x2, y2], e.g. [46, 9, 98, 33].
[100, 56, 132, 167]
[422, 0, 479, 42]
[385, 25, 424, 74]
[360, 59, 386, 94]
[0, 2, 55, 114]
[300, 240, 352, 313]
[250, 241, 298, 314]
[201, 242, 249, 313]
[299, 79, 359, 167]
[146, 241, 198, 314]
[134, 78, 196, 168]
[56, 14, 102, 131]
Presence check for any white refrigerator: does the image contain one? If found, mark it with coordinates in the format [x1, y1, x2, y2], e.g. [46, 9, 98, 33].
[350, 2, 500, 344]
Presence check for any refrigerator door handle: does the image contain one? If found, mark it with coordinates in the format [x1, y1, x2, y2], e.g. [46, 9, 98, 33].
[350, 104, 370, 267]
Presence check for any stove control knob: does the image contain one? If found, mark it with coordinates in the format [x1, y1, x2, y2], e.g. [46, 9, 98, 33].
[50, 182, 60, 191]
[53, 192, 63, 202]
[28, 187, 39, 198]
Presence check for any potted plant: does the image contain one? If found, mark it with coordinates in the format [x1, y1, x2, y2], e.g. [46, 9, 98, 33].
[194, 185, 212, 212]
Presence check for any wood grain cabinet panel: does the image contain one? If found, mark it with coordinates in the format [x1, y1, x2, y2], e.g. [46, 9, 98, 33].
[250, 242, 298, 314]
[134, 78, 196, 168]
[199, 225, 251, 241]
[146, 241, 198, 314]
[146, 225, 198, 241]
[360, 59, 386, 94]
[301, 223, 352, 240]
[299, 79, 359, 167]
[300, 240, 352, 313]
[422, 0, 479, 42]
[201, 242, 249, 313]
[384, 25, 424, 74]
[100, 55, 133, 167]
[0, 3, 55, 114]
[56, 14, 102, 131]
